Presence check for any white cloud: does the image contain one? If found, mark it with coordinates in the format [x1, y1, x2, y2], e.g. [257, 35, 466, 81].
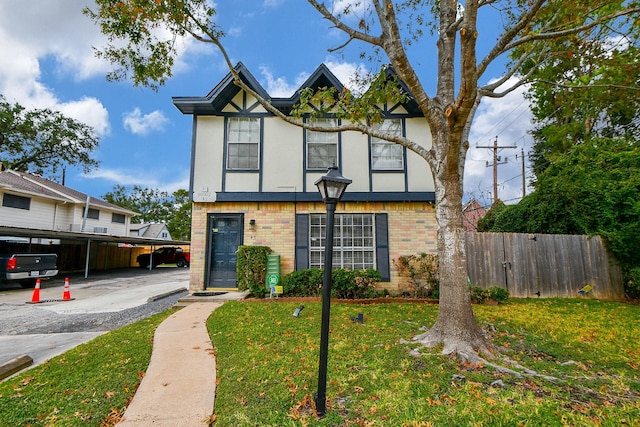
[263, 0, 285, 7]
[464, 77, 534, 207]
[84, 168, 189, 194]
[123, 108, 170, 136]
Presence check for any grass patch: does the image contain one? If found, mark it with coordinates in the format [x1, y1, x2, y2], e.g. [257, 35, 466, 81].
[0, 309, 176, 426]
[208, 299, 640, 426]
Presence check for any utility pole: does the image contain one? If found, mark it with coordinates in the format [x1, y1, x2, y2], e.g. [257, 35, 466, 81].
[520, 148, 526, 199]
[477, 136, 517, 204]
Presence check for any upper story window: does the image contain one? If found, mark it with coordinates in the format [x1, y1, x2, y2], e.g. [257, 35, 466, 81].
[306, 118, 338, 169]
[371, 118, 404, 170]
[111, 213, 126, 224]
[227, 117, 260, 170]
[2, 193, 31, 210]
[87, 208, 100, 220]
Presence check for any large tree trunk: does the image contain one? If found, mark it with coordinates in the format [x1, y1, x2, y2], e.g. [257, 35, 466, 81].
[413, 134, 494, 360]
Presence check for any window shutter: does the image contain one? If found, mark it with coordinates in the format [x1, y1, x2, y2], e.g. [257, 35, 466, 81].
[375, 213, 390, 281]
[295, 214, 309, 270]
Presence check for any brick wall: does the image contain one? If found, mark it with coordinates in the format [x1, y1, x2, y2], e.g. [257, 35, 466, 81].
[188, 200, 437, 293]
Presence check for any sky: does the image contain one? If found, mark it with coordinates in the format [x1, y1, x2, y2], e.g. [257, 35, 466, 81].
[0, 0, 535, 209]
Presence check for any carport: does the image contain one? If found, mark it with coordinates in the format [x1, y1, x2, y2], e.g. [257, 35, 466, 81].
[0, 225, 190, 278]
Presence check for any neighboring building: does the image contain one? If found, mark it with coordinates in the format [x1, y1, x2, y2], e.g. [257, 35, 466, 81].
[130, 223, 173, 240]
[463, 199, 487, 232]
[173, 63, 437, 292]
[0, 169, 136, 236]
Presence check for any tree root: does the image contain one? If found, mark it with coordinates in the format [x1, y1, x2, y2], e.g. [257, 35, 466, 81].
[411, 325, 563, 383]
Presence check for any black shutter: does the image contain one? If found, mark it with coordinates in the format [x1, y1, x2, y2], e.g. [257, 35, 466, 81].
[375, 213, 390, 281]
[295, 214, 309, 270]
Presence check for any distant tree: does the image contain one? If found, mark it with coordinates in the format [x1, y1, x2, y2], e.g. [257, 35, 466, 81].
[104, 185, 192, 240]
[85, 0, 639, 364]
[166, 189, 192, 241]
[0, 95, 99, 177]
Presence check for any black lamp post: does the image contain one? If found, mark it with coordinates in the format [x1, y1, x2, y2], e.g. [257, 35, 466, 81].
[313, 165, 351, 417]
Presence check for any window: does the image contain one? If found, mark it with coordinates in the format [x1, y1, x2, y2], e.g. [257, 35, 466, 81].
[227, 117, 260, 169]
[87, 208, 100, 220]
[309, 214, 375, 270]
[2, 193, 31, 210]
[112, 213, 126, 224]
[306, 118, 338, 169]
[371, 118, 404, 170]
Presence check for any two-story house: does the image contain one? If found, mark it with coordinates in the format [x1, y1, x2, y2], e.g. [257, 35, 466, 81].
[173, 63, 437, 292]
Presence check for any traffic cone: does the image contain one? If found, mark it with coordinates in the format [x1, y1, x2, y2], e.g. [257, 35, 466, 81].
[29, 279, 41, 303]
[62, 277, 73, 301]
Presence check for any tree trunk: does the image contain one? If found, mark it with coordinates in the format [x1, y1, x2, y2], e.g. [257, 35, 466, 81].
[413, 135, 494, 360]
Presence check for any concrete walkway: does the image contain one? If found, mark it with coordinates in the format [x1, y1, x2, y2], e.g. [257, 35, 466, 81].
[118, 292, 247, 426]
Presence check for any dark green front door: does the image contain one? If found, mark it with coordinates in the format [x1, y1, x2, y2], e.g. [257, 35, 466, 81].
[206, 214, 243, 289]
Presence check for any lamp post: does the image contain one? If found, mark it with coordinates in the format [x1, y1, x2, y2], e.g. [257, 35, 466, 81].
[314, 165, 351, 417]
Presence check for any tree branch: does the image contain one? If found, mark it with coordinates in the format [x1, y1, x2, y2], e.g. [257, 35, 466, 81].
[307, 0, 383, 47]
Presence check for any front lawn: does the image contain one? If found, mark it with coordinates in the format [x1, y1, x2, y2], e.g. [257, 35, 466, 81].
[0, 309, 175, 426]
[208, 299, 639, 426]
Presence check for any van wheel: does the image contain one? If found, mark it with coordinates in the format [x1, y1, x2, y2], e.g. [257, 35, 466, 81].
[176, 259, 186, 268]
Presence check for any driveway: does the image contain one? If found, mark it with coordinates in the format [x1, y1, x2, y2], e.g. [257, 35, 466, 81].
[0, 268, 189, 379]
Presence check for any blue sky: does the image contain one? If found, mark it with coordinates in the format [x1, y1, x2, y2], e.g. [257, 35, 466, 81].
[0, 0, 534, 208]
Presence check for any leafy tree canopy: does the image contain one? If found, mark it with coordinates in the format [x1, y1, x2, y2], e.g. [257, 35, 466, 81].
[0, 95, 100, 177]
[523, 34, 640, 179]
[104, 185, 192, 241]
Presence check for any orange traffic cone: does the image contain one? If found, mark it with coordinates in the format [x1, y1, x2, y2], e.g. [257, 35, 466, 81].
[62, 277, 73, 301]
[29, 279, 41, 303]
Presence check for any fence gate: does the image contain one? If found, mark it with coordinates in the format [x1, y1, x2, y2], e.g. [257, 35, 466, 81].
[465, 232, 624, 300]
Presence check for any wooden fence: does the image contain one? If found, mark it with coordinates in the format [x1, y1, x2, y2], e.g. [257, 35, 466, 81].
[466, 232, 625, 300]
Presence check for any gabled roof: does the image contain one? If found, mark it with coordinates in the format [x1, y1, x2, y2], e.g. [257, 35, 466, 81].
[173, 63, 423, 117]
[0, 169, 136, 215]
[130, 223, 170, 239]
[172, 62, 270, 115]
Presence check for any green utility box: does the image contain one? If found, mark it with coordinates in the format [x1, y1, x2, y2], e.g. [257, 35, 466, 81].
[265, 254, 281, 292]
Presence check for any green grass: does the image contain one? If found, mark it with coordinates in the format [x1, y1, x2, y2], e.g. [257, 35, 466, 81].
[208, 299, 640, 426]
[0, 309, 176, 426]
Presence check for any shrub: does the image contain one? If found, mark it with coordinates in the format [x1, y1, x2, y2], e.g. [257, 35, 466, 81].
[281, 269, 323, 297]
[281, 268, 382, 299]
[625, 267, 640, 300]
[393, 253, 439, 298]
[485, 286, 510, 302]
[236, 246, 272, 297]
[469, 286, 510, 304]
[331, 269, 381, 299]
[469, 286, 486, 304]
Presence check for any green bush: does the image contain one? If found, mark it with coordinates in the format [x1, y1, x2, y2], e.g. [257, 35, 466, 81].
[469, 285, 510, 303]
[469, 286, 486, 304]
[485, 286, 510, 302]
[281, 268, 382, 299]
[625, 267, 640, 300]
[236, 245, 272, 297]
[331, 269, 381, 299]
[281, 269, 323, 297]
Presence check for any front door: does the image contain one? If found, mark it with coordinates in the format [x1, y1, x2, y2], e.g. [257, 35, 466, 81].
[206, 214, 243, 289]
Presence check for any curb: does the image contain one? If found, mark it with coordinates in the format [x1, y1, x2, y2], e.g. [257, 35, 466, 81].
[0, 354, 33, 380]
[146, 287, 188, 303]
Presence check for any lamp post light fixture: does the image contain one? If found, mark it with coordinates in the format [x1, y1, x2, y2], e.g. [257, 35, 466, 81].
[313, 164, 352, 417]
